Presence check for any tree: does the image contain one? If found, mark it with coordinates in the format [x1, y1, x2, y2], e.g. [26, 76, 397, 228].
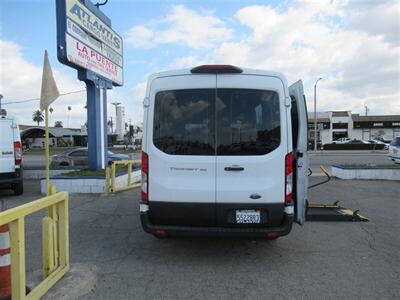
[32, 110, 44, 126]
[54, 121, 63, 128]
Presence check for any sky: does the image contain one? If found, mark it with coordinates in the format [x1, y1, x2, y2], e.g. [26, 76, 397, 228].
[0, 0, 399, 128]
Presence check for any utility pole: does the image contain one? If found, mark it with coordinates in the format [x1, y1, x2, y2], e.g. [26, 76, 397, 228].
[314, 77, 323, 151]
[109, 116, 113, 133]
[111, 101, 121, 134]
[67, 106, 71, 128]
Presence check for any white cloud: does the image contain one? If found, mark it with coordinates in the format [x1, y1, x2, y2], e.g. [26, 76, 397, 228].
[126, 5, 232, 49]
[347, 1, 400, 46]
[0, 40, 132, 129]
[168, 55, 207, 69]
[127, 80, 147, 126]
[156, 1, 400, 115]
[126, 25, 154, 48]
[0, 39, 87, 127]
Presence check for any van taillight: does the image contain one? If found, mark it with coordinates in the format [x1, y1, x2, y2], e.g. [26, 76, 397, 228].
[285, 152, 293, 204]
[141, 151, 149, 202]
[14, 141, 22, 165]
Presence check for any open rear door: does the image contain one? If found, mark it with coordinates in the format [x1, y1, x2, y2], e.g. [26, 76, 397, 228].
[289, 80, 308, 224]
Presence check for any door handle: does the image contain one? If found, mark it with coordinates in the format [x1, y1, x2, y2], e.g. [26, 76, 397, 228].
[224, 166, 244, 171]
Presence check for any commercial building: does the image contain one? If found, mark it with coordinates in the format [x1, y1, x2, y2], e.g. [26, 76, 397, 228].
[20, 126, 86, 148]
[308, 111, 400, 145]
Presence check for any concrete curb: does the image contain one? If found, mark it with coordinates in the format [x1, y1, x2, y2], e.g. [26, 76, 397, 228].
[40, 170, 141, 193]
[332, 165, 400, 180]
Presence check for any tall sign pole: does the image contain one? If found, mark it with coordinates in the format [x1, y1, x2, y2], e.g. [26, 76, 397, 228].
[56, 0, 123, 170]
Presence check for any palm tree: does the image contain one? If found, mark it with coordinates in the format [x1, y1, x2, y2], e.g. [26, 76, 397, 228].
[32, 110, 44, 126]
[54, 121, 63, 128]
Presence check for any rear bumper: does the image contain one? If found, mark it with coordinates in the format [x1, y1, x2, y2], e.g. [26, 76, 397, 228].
[0, 170, 22, 185]
[140, 205, 294, 238]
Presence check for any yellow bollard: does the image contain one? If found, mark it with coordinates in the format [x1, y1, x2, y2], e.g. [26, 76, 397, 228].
[105, 167, 111, 193]
[111, 163, 116, 193]
[42, 216, 55, 278]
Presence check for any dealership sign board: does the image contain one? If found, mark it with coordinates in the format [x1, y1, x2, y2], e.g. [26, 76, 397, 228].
[56, 0, 123, 86]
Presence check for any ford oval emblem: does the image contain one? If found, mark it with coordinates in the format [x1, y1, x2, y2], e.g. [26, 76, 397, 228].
[250, 194, 261, 199]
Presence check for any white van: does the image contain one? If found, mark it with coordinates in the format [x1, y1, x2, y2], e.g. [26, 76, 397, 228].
[140, 65, 308, 238]
[0, 110, 23, 195]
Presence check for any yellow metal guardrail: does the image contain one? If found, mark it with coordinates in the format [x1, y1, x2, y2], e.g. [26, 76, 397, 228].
[105, 159, 141, 193]
[0, 187, 69, 299]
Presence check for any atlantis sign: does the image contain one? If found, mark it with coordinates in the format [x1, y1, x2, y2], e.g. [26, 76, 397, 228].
[56, 0, 123, 86]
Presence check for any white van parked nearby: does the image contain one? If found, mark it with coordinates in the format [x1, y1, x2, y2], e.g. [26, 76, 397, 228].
[140, 65, 308, 238]
[0, 110, 23, 195]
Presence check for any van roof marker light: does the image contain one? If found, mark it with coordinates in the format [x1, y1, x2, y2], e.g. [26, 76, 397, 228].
[190, 65, 243, 74]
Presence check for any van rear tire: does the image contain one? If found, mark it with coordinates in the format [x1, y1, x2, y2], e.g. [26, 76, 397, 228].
[13, 182, 23, 196]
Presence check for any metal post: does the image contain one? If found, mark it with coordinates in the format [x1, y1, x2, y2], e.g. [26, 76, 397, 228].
[86, 82, 108, 170]
[45, 108, 50, 195]
[78, 69, 112, 171]
[314, 77, 322, 151]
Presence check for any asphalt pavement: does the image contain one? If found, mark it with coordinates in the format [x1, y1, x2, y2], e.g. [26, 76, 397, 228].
[0, 177, 399, 299]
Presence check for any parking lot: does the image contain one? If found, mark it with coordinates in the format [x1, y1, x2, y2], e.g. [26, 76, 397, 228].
[1, 176, 399, 299]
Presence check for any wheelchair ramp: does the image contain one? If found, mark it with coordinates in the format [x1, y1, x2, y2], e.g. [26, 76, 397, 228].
[306, 202, 369, 222]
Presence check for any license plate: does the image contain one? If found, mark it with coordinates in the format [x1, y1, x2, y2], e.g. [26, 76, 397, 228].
[236, 210, 260, 224]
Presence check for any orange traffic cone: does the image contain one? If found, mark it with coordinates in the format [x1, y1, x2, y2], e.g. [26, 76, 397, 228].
[0, 224, 11, 300]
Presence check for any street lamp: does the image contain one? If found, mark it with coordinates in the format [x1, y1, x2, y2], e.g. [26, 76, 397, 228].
[314, 77, 323, 151]
[111, 101, 121, 134]
[67, 106, 72, 128]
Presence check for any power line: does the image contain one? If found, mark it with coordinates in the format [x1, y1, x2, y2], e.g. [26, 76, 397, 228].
[1, 89, 86, 105]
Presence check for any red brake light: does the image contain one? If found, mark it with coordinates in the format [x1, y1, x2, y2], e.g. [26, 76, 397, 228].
[141, 151, 148, 202]
[190, 65, 243, 74]
[285, 152, 293, 204]
[14, 141, 22, 165]
[154, 229, 166, 237]
[266, 232, 280, 238]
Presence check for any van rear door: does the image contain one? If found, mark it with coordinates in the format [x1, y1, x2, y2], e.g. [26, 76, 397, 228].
[215, 74, 287, 227]
[289, 80, 308, 224]
[0, 118, 15, 173]
[147, 75, 217, 226]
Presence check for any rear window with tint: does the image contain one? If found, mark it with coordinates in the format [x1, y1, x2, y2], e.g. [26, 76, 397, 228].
[216, 89, 280, 155]
[153, 89, 215, 155]
[153, 89, 280, 155]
